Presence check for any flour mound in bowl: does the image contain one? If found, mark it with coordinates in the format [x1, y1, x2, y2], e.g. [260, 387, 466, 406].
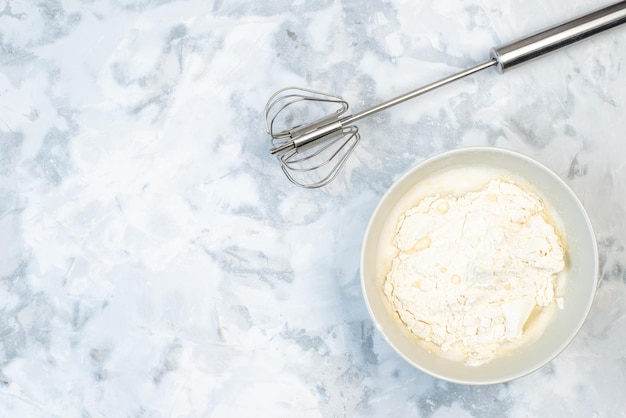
[383, 179, 566, 366]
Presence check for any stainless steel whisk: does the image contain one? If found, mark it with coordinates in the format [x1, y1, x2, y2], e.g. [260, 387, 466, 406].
[265, 2, 626, 188]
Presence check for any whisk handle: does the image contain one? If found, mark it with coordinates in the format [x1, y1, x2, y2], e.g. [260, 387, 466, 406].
[490, 1, 626, 73]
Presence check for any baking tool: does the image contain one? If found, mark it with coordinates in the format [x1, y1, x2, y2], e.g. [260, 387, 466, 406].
[264, 1, 626, 188]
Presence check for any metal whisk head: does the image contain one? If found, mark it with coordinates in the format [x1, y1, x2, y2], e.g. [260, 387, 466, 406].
[264, 87, 360, 189]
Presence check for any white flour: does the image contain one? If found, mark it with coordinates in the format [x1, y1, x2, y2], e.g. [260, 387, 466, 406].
[383, 179, 565, 366]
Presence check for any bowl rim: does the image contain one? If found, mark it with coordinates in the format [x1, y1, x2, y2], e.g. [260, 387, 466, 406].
[360, 146, 599, 385]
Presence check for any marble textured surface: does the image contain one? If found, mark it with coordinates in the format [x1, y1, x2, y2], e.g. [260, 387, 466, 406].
[1, 0, 626, 416]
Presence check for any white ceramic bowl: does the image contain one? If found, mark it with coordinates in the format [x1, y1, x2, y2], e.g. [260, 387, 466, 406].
[361, 147, 598, 385]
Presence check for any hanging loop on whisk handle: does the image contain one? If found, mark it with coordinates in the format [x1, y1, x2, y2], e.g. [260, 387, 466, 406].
[490, 1, 626, 73]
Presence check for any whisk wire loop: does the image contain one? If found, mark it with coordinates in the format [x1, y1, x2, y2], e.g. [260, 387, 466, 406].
[279, 126, 360, 189]
[265, 87, 348, 140]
